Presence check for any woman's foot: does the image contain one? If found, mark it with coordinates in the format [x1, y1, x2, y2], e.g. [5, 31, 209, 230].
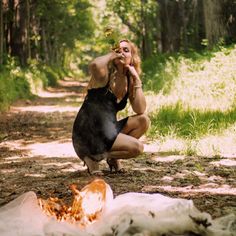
[107, 159, 124, 173]
[84, 157, 103, 175]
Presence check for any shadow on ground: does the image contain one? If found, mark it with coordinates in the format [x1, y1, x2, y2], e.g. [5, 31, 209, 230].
[0, 78, 235, 219]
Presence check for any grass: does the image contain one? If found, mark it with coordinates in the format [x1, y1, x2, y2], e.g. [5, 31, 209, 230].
[0, 58, 68, 112]
[148, 104, 236, 139]
[142, 45, 236, 157]
[1, 44, 236, 157]
[0, 69, 33, 111]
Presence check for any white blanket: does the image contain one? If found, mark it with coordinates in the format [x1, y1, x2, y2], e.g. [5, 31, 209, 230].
[0, 190, 235, 236]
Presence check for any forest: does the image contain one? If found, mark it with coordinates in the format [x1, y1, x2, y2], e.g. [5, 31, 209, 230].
[0, 0, 236, 235]
[1, 0, 236, 64]
[1, 0, 236, 107]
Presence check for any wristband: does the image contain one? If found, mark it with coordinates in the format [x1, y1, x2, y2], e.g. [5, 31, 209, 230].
[134, 83, 142, 88]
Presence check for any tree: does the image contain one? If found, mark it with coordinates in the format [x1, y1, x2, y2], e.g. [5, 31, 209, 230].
[202, 0, 226, 48]
[106, 0, 158, 58]
[0, 0, 3, 65]
[107, 0, 236, 55]
[35, 0, 95, 66]
[221, 0, 236, 44]
[1, 0, 95, 67]
[157, 0, 183, 52]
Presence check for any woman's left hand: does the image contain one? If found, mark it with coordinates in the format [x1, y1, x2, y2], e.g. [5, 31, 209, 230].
[126, 65, 139, 80]
[126, 65, 142, 86]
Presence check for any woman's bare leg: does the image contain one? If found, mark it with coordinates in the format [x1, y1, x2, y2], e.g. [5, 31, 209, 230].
[83, 156, 101, 174]
[107, 114, 150, 171]
[84, 114, 150, 173]
[121, 113, 150, 138]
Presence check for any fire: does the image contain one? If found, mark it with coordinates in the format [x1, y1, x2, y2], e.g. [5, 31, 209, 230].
[38, 179, 110, 227]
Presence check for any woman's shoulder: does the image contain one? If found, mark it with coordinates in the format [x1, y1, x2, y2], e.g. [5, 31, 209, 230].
[87, 76, 108, 89]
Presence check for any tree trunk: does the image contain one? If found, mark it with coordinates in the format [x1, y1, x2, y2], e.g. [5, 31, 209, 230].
[18, 0, 30, 65]
[155, 3, 162, 52]
[179, 0, 187, 52]
[202, 0, 226, 48]
[9, 0, 30, 66]
[221, 0, 236, 44]
[158, 0, 182, 52]
[0, 0, 3, 65]
[7, 0, 14, 56]
[41, 22, 49, 63]
[140, 0, 153, 58]
[30, 0, 40, 61]
[25, 0, 31, 61]
[10, 0, 22, 64]
[192, 0, 202, 49]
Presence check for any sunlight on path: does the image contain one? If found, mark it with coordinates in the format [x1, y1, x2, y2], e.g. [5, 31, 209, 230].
[198, 133, 236, 158]
[212, 159, 236, 167]
[142, 185, 236, 196]
[0, 140, 86, 174]
[36, 78, 87, 98]
[152, 155, 186, 162]
[58, 78, 88, 88]
[10, 78, 86, 113]
[25, 141, 76, 158]
[11, 105, 79, 113]
[144, 142, 160, 153]
[0, 140, 76, 158]
[37, 90, 77, 98]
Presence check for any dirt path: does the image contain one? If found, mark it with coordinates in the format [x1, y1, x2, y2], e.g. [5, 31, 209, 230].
[0, 78, 235, 218]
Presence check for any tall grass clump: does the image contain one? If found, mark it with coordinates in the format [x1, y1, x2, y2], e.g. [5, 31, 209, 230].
[148, 103, 236, 140]
[0, 57, 68, 112]
[0, 59, 32, 111]
[142, 54, 179, 94]
[143, 45, 236, 157]
[0, 71, 31, 111]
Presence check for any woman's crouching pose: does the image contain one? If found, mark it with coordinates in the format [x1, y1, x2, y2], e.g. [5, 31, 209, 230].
[72, 39, 150, 174]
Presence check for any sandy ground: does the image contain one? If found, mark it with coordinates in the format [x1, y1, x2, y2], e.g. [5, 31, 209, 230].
[0, 78, 235, 219]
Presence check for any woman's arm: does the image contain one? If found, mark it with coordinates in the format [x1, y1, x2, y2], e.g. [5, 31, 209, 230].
[127, 65, 146, 114]
[89, 52, 123, 87]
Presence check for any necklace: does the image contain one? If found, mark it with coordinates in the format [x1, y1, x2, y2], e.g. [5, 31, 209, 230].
[109, 71, 128, 101]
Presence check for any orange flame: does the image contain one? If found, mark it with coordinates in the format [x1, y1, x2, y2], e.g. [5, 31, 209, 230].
[38, 179, 109, 227]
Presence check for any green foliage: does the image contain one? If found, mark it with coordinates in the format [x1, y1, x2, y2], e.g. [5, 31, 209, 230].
[141, 46, 226, 94]
[143, 45, 236, 110]
[37, 0, 95, 46]
[106, 0, 158, 50]
[145, 45, 236, 157]
[0, 69, 32, 111]
[148, 104, 236, 140]
[32, 0, 95, 66]
[106, 0, 142, 32]
[41, 66, 60, 87]
[142, 54, 179, 93]
[0, 57, 69, 112]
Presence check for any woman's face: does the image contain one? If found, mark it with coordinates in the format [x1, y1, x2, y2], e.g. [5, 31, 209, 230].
[118, 41, 132, 65]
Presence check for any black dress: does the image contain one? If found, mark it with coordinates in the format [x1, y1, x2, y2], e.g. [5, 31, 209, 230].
[72, 79, 129, 162]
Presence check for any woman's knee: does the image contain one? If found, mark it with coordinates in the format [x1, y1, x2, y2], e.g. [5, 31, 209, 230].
[137, 114, 150, 132]
[129, 140, 144, 156]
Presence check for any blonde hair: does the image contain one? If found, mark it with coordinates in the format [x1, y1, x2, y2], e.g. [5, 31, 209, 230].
[119, 39, 142, 75]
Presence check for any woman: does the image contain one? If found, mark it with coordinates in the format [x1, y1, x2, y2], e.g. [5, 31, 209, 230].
[72, 39, 150, 174]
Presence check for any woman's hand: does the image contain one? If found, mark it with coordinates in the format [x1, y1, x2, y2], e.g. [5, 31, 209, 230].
[109, 51, 125, 65]
[126, 65, 142, 85]
[110, 51, 126, 73]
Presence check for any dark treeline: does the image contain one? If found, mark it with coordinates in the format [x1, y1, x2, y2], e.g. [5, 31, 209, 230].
[108, 0, 236, 58]
[0, 0, 94, 66]
[1, 0, 236, 66]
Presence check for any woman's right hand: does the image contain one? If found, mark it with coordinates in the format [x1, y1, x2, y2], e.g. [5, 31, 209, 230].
[110, 51, 125, 65]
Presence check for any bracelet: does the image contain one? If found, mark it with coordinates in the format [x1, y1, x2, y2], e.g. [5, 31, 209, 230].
[134, 84, 142, 88]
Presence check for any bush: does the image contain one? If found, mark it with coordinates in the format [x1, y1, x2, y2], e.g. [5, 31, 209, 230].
[0, 70, 32, 111]
[0, 56, 72, 112]
[41, 66, 59, 87]
[142, 54, 180, 94]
